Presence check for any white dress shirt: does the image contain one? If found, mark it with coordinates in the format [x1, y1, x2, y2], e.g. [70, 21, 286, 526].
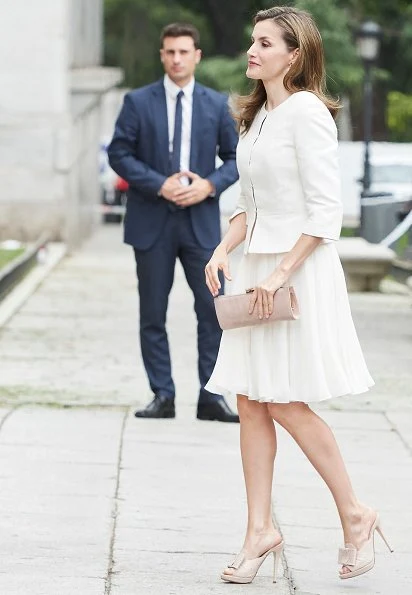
[164, 74, 195, 186]
[230, 91, 343, 254]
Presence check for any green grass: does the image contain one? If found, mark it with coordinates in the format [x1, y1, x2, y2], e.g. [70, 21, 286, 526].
[0, 248, 24, 271]
[396, 232, 409, 257]
[0, 384, 131, 409]
[340, 227, 356, 237]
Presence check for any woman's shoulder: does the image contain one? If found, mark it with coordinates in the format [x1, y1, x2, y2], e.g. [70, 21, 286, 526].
[290, 90, 328, 111]
[290, 91, 335, 127]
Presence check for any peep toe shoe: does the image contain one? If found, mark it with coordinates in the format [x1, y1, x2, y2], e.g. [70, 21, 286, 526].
[338, 514, 393, 579]
[221, 540, 284, 584]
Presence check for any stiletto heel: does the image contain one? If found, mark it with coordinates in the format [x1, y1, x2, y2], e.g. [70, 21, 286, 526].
[376, 523, 394, 553]
[338, 514, 393, 580]
[272, 547, 282, 583]
[221, 540, 284, 584]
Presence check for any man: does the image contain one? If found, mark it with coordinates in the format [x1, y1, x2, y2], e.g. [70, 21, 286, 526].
[108, 23, 239, 422]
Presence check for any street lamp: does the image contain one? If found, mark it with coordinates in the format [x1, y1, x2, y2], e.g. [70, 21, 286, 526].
[356, 20, 382, 236]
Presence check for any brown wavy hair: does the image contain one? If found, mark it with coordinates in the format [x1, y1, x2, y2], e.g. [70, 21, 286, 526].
[234, 6, 340, 134]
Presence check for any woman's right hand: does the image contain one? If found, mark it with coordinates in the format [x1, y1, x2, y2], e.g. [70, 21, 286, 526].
[205, 245, 232, 297]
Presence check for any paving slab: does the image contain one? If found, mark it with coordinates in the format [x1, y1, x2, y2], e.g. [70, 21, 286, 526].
[272, 419, 410, 594]
[111, 414, 291, 595]
[0, 225, 411, 594]
[0, 405, 12, 427]
[0, 405, 126, 595]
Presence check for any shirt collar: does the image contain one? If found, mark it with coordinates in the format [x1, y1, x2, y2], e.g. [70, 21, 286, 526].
[164, 74, 195, 99]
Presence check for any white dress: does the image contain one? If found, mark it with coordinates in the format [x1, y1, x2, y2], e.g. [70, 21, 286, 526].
[205, 92, 374, 403]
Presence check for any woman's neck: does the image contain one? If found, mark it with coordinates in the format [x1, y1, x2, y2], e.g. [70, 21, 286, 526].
[263, 78, 291, 111]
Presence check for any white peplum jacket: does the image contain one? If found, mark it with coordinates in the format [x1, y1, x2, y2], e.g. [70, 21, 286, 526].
[231, 90, 343, 254]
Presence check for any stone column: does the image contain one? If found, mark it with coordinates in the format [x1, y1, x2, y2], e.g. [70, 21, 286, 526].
[0, 0, 122, 248]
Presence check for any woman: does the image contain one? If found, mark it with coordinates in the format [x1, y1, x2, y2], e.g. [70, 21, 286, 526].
[204, 5, 392, 585]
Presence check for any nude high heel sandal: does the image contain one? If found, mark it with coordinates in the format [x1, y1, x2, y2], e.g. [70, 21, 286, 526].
[221, 540, 284, 584]
[338, 514, 393, 580]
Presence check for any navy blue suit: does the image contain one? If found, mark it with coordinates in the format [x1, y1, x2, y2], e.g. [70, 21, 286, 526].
[108, 79, 239, 402]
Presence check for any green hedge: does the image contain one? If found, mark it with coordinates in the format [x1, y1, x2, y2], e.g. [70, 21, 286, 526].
[387, 91, 412, 142]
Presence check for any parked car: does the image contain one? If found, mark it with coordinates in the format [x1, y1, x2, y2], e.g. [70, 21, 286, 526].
[359, 157, 412, 243]
[371, 157, 412, 221]
[370, 158, 412, 201]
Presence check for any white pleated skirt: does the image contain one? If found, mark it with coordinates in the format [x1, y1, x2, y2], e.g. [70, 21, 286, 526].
[205, 243, 374, 403]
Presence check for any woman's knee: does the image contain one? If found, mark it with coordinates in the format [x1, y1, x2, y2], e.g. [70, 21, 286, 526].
[266, 402, 311, 430]
[237, 395, 271, 422]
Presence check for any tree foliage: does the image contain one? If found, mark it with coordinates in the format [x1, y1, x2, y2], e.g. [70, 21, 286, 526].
[104, 0, 212, 88]
[104, 0, 412, 140]
[295, 0, 363, 94]
[178, 0, 253, 56]
[196, 55, 250, 94]
[387, 91, 412, 141]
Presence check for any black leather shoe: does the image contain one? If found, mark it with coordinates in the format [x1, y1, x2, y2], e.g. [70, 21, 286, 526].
[134, 395, 175, 419]
[197, 398, 239, 423]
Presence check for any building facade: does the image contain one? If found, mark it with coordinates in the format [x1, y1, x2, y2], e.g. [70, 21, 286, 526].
[0, 0, 122, 248]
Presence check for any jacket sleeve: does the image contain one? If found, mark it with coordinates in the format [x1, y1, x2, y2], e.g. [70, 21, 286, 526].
[107, 93, 167, 195]
[293, 95, 342, 240]
[207, 98, 239, 196]
[229, 189, 247, 223]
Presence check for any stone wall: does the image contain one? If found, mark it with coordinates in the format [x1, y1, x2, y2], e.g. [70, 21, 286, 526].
[69, 0, 103, 67]
[0, 0, 122, 248]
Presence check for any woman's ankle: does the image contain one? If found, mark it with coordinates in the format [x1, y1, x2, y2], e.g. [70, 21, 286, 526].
[340, 503, 372, 525]
[246, 520, 276, 534]
[242, 526, 282, 558]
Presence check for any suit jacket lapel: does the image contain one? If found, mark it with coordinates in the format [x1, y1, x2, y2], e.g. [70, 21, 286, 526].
[190, 83, 207, 171]
[151, 81, 169, 172]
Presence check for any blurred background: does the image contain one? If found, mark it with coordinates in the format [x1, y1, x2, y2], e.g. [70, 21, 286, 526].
[0, 0, 411, 269]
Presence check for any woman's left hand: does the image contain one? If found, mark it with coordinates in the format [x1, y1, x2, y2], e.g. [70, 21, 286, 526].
[248, 269, 289, 319]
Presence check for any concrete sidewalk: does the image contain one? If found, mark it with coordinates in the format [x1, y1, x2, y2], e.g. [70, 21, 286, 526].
[0, 225, 411, 595]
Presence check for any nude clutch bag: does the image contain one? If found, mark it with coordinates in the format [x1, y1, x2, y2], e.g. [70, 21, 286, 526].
[214, 286, 300, 331]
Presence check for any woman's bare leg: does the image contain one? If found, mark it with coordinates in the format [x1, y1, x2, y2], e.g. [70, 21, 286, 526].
[224, 396, 282, 576]
[266, 402, 376, 573]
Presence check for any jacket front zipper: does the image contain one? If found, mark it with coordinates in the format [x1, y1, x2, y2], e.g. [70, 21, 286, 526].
[248, 116, 267, 247]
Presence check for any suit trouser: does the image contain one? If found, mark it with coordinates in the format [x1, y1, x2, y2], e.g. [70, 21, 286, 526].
[133, 208, 223, 403]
